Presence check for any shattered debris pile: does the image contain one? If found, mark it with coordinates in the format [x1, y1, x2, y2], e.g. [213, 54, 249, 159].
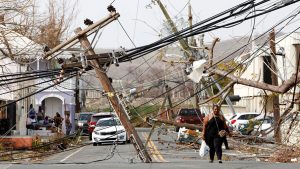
[269, 146, 300, 163]
[177, 128, 201, 144]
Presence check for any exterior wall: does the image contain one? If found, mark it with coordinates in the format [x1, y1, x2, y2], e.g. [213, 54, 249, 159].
[234, 46, 265, 112]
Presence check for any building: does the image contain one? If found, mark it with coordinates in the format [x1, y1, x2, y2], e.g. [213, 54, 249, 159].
[0, 25, 78, 135]
[234, 32, 300, 113]
[233, 32, 300, 144]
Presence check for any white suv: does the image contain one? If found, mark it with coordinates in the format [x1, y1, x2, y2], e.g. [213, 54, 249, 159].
[229, 112, 261, 130]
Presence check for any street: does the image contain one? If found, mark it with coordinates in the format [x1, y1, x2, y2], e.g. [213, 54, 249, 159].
[0, 128, 299, 169]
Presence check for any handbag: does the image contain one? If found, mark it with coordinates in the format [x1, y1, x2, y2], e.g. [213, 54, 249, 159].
[213, 115, 227, 137]
[218, 130, 227, 137]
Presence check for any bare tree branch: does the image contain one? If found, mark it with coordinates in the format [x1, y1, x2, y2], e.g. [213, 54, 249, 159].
[199, 81, 235, 105]
[212, 69, 300, 94]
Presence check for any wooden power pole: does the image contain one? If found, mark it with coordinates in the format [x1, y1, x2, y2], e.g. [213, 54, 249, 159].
[269, 28, 281, 143]
[43, 9, 151, 163]
[74, 27, 152, 163]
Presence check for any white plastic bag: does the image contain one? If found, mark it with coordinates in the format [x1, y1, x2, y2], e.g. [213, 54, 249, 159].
[199, 140, 209, 157]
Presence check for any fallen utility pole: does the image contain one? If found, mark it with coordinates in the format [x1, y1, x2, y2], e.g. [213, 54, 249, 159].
[147, 117, 203, 131]
[74, 27, 152, 163]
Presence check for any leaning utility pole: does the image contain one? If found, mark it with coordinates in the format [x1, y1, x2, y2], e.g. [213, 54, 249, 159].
[155, 0, 192, 60]
[156, 0, 237, 116]
[188, 3, 200, 109]
[269, 29, 281, 143]
[43, 8, 152, 163]
[74, 29, 152, 163]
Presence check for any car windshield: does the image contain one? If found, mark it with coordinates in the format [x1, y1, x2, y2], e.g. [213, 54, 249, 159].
[230, 115, 237, 120]
[179, 109, 201, 116]
[79, 114, 92, 120]
[92, 115, 113, 122]
[96, 119, 121, 127]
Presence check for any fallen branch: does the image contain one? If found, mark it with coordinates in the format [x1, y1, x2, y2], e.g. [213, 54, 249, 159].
[212, 69, 300, 94]
[147, 117, 203, 130]
[199, 81, 235, 105]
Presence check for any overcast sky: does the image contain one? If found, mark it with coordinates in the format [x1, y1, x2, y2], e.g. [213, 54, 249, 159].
[60, 0, 300, 49]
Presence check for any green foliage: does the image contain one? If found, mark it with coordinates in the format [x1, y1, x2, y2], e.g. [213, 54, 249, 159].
[102, 107, 114, 112]
[239, 120, 261, 135]
[211, 61, 238, 97]
[129, 104, 160, 127]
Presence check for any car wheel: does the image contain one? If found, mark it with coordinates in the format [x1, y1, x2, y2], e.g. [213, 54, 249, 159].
[175, 126, 179, 132]
[89, 134, 92, 140]
[93, 142, 97, 146]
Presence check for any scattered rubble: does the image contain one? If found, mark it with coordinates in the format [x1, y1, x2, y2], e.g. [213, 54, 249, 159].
[269, 146, 300, 163]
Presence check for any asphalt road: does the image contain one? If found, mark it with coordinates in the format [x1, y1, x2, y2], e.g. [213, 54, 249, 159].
[0, 128, 299, 169]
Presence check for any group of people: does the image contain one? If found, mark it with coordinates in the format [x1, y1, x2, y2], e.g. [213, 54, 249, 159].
[26, 104, 72, 135]
[202, 104, 232, 164]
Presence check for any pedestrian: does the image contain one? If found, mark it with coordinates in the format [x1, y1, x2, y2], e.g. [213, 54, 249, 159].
[202, 105, 231, 163]
[43, 116, 50, 126]
[223, 136, 230, 150]
[54, 112, 63, 132]
[65, 114, 72, 135]
[28, 104, 37, 120]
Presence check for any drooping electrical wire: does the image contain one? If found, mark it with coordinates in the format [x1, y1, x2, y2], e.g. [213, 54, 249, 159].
[118, 0, 300, 65]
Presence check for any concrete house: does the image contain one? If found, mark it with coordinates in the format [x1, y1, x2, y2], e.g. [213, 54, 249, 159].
[0, 25, 77, 136]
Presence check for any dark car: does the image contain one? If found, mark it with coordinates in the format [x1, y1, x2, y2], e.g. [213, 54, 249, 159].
[76, 112, 94, 135]
[174, 108, 204, 132]
[88, 112, 116, 140]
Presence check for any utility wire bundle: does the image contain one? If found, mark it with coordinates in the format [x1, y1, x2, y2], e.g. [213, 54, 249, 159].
[118, 0, 300, 63]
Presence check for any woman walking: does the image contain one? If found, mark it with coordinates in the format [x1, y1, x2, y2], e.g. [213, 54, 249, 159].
[202, 105, 230, 163]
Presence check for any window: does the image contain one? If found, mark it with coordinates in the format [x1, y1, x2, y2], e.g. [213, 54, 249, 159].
[263, 56, 272, 84]
[96, 119, 121, 127]
[238, 115, 247, 120]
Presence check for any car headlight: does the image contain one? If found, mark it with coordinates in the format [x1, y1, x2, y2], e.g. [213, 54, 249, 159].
[93, 131, 100, 135]
[116, 129, 125, 135]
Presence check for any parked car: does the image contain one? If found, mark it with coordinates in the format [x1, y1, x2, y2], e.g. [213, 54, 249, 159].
[174, 108, 204, 132]
[229, 112, 261, 133]
[92, 117, 127, 146]
[88, 112, 116, 140]
[76, 112, 94, 135]
[247, 115, 274, 135]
